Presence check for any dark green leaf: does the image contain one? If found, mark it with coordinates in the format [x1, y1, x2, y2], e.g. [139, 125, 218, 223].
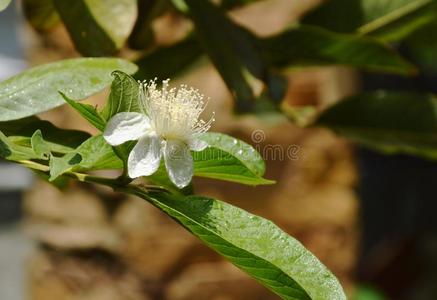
[401, 20, 437, 71]
[134, 36, 204, 81]
[128, 0, 169, 49]
[101, 71, 141, 120]
[316, 91, 437, 159]
[49, 135, 123, 180]
[0, 117, 90, 153]
[183, 0, 265, 112]
[263, 25, 416, 75]
[53, 0, 137, 56]
[61, 92, 106, 131]
[22, 0, 59, 31]
[0, 58, 138, 122]
[301, 0, 437, 42]
[129, 189, 346, 300]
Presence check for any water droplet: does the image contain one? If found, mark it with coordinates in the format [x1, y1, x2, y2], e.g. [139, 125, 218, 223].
[237, 149, 243, 155]
[232, 139, 238, 145]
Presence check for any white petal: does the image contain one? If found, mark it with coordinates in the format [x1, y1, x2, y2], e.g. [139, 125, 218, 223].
[128, 135, 162, 178]
[103, 112, 151, 146]
[164, 140, 193, 188]
[189, 139, 208, 151]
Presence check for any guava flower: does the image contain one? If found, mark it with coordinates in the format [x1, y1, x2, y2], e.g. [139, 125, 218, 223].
[103, 79, 214, 188]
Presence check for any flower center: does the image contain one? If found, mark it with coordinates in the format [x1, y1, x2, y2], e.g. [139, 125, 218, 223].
[139, 79, 214, 141]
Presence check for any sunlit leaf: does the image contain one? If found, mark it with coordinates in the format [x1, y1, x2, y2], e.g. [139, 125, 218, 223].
[129, 189, 346, 300]
[53, 0, 137, 56]
[61, 92, 106, 131]
[0, 58, 137, 122]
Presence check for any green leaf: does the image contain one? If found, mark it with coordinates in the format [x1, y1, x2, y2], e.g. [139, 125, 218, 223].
[0, 0, 11, 11]
[0, 131, 39, 161]
[134, 36, 204, 81]
[148, 132, 274, 187]
[60, 92, 106, 131]
[182, 0, 265, 112]
[316, 91, 437, 159]
[401, 20, 437, 71]
[0, 58, 137, 122]
[194, 132, 274, 185]
[301, 0, 437, 42]
[0, 117, 90, 154]
[49, 135, 123, 180]
[129, 189, 346, 300]
[31, 130, 51, 159]
[101, 71, 140, 120]
[22, 0, 59, 31]
[53, 0, 137, 56]
[263, 24, 416, 75]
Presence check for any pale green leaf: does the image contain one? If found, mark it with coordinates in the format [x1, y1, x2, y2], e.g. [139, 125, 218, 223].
[0, 58, 137, 122]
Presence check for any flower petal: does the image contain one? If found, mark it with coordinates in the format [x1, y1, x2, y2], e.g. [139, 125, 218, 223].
[189, 138, 208, 151]
[128, 135, 162, 178]
[103, 112, 151, 146]
[164, 140, 193, 188]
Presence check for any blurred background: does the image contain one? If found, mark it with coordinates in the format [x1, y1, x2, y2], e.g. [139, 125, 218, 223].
[1, 0, 437, 299]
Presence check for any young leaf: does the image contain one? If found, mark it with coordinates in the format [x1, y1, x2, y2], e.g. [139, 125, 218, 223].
[128, 189, 346, 300]
[31, 130, 51, 159]
[0, 117, 90, 153]
[0, 131, 39, 161]
[263, 25, 416, 75]
[53, 0, 137, 56]
[0, 58, 137, 122]
[60, 92, 106, 131]
[316, 91, 437, 160]
[100, 71, 140, 120]
[49, 135, 123, 180]
[301, 0, 437, 42]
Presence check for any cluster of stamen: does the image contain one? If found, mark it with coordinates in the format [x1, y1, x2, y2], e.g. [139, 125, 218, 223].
[139, 79, 215, 141]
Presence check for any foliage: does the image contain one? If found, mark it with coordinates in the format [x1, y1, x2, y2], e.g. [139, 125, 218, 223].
[3, 0, 437, 298]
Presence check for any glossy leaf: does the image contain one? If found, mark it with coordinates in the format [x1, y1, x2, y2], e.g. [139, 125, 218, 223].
[134, 36, 204, 81]
[263, 25, 416, 75]
[61, 92, 106, 131]
[149, 132, 274, 188]
[53, 0, 137, 56]
[0, 117, 90, 154]
[0, 58, 137, 122]
[22, 0, 59, 31]
[194, 132, 274, 185]
[129, 189, 346, 300]
[301, 0, 437, 41]
[316, 91, 437, 159]
[101, 71, 141, 120]
[49, 135, 123, 180]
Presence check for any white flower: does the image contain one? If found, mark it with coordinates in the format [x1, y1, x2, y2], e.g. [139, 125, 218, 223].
[103, 79, 214, 188]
